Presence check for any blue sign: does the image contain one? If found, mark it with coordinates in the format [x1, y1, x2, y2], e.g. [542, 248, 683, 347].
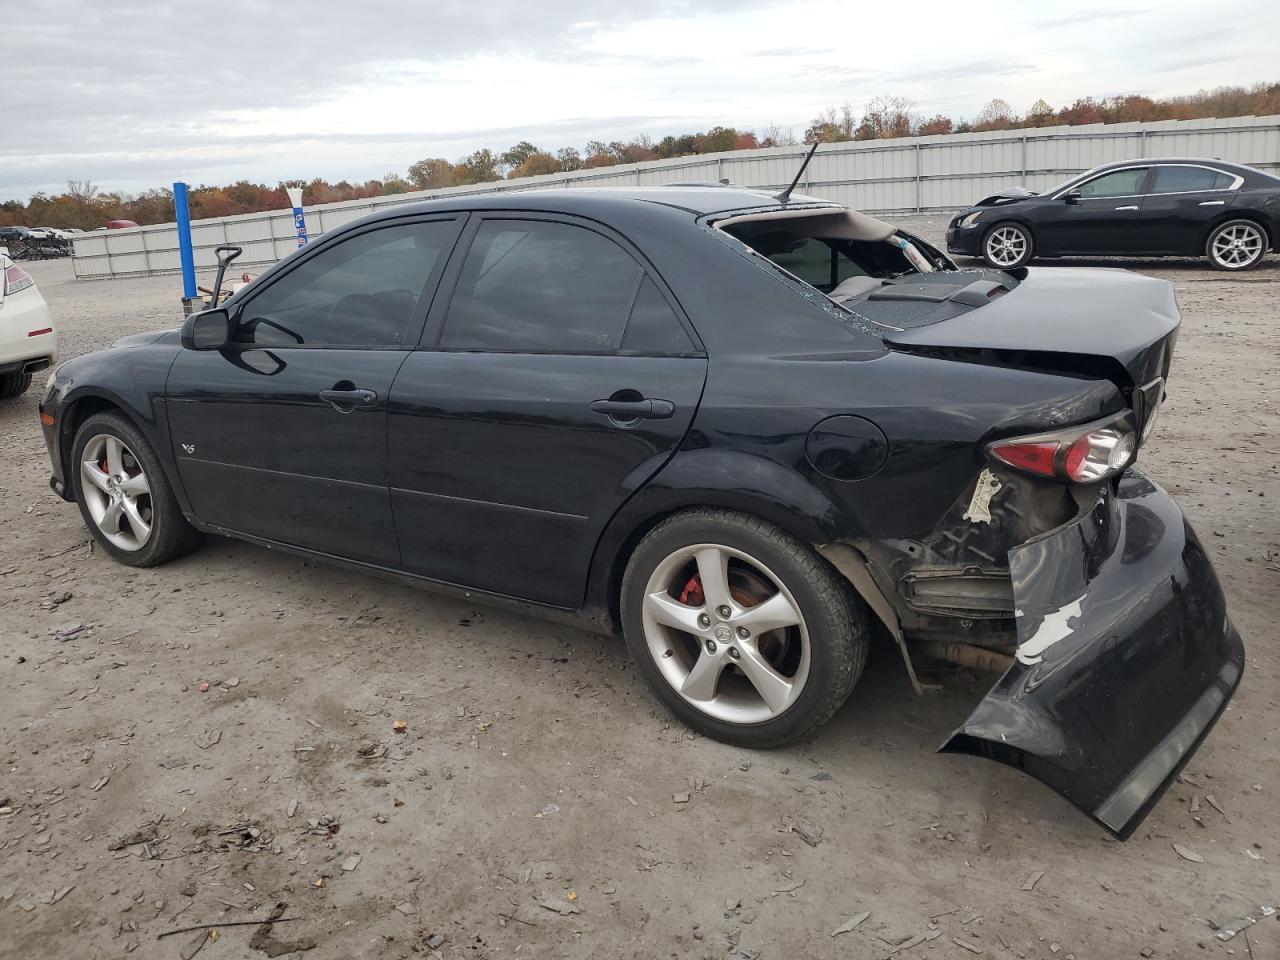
[292, 208, 308, 247]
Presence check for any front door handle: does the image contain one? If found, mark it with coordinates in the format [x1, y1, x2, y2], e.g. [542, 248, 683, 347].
[1198, 200, 1226, 206]
[319, 386, 378, 412]
[590, 398, 675, 420]
[1114, 205, 1139, 211]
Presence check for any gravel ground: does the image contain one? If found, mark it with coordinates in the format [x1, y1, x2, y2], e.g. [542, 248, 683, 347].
[2, 222, 1278, 960]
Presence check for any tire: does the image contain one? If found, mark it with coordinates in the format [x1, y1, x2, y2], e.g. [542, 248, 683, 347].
[1205, 219, 1269, 271]
[70, 411, 202, 567]
[981, 222, 1034, 270]
[0, 371, 32, 399]
[620, 508, 868, 748]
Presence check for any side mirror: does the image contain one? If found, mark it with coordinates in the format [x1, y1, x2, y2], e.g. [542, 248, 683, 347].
[1064, 189, 1082, 205]
[181, 308, 234, 351]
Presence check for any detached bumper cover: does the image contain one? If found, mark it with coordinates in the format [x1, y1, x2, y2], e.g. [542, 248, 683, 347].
[942, 470, 1244, 838]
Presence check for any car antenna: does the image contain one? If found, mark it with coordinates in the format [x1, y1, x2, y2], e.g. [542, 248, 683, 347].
[774, 141, 819, 203]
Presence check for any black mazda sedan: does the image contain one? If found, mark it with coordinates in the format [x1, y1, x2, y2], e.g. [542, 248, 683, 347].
[947, 157, 1280, 270]
[39, 186, 1244, 837]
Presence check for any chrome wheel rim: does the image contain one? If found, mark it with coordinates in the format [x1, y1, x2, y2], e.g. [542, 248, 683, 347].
[985, 226, 1027, 267]
[1211, 224, 1264, 268]
[80, 434, 153, 551]
[641, 543, 810, 724]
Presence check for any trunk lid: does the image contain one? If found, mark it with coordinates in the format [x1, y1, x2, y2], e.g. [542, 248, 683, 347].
[869, 267, 1180, 388]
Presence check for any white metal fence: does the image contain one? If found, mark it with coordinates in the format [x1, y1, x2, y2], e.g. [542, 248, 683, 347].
[72, 114, 1280, 280]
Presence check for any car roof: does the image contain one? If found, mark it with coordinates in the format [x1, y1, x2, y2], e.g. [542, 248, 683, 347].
[1089, 157, 1263, 177]
[362, 185, 840, 221]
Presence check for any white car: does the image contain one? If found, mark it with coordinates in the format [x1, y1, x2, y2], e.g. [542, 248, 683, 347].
[0, 253, 57, 398]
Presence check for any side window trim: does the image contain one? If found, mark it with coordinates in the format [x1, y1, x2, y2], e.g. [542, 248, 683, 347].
[418, 210, 705, 356]
[232, 214, 467, 351]
[1052, 166, 1150, 200]
[1146, 163, 1245, 196]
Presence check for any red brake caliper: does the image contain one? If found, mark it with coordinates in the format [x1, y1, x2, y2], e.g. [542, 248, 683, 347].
[678, 575, 704, 607]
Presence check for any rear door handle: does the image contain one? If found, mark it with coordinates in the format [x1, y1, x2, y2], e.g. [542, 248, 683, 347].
[1198, 200, 1226, 206]
[590, 398, 675, 420]
[319, 387, 378, 411]
[1114, 205, 1139, 211]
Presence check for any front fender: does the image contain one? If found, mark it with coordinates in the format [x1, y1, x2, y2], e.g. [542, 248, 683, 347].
[41, 344, 183, 509]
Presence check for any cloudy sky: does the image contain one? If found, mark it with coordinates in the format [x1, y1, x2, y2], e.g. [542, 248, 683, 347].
[2, 0, 1276, 201]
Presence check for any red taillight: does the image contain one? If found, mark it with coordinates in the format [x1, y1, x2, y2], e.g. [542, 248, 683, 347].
[990, 416, 1137, 484]
[990, 441, 1059, 476]
[4, 263, 34, 295]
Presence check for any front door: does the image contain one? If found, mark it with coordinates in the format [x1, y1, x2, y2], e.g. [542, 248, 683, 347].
[167, 216, 462, 565]
[1137, 164, 1240, 254]
[388, 215, 707, 607]
[1038, 166, 1149, 255]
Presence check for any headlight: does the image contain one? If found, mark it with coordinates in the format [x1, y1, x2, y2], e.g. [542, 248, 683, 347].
[959, 212, 983, 229]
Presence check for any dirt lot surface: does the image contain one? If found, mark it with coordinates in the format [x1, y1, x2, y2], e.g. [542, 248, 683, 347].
[3, 221, 1278, 960]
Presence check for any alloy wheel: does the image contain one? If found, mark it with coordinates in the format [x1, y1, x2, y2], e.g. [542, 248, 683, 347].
[985, 226, 1028, 267]
[640, 543, 811, 724]
[1210, 223, 1264, 268]
[79, 434, 154, 551]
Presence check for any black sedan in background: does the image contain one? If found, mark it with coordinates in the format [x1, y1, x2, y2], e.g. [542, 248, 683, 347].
[947, 157, 1280, 270]
[39, 186, 1244, 837]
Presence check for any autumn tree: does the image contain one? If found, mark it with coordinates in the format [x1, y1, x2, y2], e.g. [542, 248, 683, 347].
[759, 125, 797, 147]
[381, 172, 412, 194]
[1025, 99, 1055, 127]
[511, 152, 562, 178]
[805, 105, 856, 143]
[968, 98, 1013, 131]
[916, 114, 954, 136]
[407, 158, 456, 190]
[854, 96, 914, 140]
[499, 141, 541, 174]
[1055, 97, 1104, 126]
[452, 149, 501, 184]
[582, 141, 616, 168]
[556, 147, 583, 171]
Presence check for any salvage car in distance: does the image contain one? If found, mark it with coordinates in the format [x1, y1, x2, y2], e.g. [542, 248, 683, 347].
[947, 157, 1280, 270]
[38, 185, 1244, 837]
[0, 252, 57, 397]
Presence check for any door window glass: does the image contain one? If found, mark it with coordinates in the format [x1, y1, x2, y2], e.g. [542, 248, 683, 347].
[440, 219, 642, 353]
[1076, 168, 1147, 198]
[238, 220, 454, 348]
[1149, 166, 1235, 194]
[620, 277, 696, 354]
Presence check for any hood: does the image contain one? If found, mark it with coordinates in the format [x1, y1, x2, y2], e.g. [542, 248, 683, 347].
[110, 328, 181, 350]
[864, 267, 1179, 389]
[973, 186, 1038, 207]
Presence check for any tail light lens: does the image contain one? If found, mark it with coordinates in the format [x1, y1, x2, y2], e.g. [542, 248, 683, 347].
[4, 263, 34, 295]
[990, 414, 1137, 484]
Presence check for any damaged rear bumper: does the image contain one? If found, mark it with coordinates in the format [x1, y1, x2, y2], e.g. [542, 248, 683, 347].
[941, 469, 1244, 838]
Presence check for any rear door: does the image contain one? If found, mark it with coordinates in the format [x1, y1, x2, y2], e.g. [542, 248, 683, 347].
[167, 216, 462, 565]
[387, 213, 706, 607]
[1038, 166, 1149, 255]
[1137, 164, 1240, 254]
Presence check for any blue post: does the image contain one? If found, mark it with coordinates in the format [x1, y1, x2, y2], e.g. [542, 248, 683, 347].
[174, 181, 197, 313]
